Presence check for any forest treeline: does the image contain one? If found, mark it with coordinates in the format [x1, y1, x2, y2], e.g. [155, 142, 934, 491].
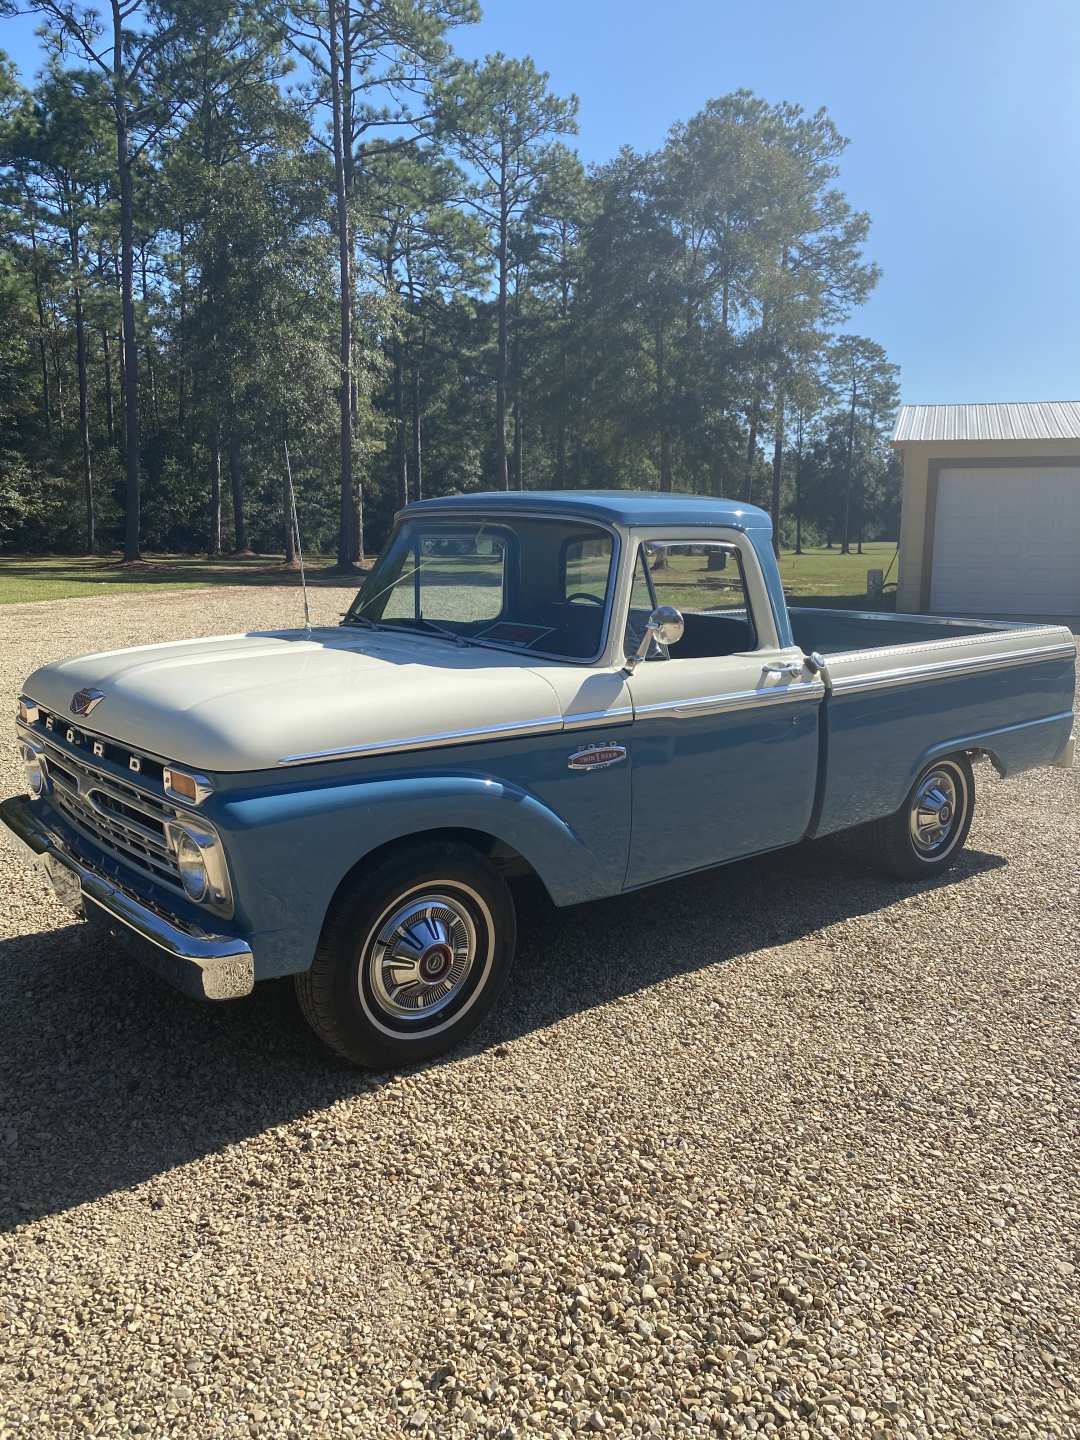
[0, 0, 901, 564]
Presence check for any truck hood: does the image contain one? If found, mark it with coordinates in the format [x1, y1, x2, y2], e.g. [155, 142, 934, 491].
[24, 627, 566, 773]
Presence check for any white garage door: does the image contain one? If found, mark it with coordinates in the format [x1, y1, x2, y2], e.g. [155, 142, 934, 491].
[930, 466, 1080, 615]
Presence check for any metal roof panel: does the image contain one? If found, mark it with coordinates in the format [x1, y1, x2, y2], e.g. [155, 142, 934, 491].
[893, 401, 1080, 444]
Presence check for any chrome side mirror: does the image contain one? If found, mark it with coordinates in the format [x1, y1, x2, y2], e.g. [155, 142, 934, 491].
[627, 605, 684, 670]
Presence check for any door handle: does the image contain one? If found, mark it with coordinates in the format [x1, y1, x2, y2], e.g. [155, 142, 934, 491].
[762, 660, 805, 678]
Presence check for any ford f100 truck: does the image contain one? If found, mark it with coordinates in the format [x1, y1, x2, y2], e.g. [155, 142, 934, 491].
[3, 492, 1075, 1067]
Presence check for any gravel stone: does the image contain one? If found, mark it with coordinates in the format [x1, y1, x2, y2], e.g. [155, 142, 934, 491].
[0, 588, 1076, 1439]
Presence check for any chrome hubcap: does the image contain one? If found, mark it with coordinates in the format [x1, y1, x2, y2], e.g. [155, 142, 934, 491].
[909, 767, 962, 855]
[368, 892, 476, 1021]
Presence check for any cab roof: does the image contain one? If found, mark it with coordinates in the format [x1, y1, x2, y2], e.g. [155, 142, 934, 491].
[402, 489, 772, 533]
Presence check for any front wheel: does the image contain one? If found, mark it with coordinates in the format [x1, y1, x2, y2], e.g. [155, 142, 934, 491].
[295, 841, 516, 1068]
[863, 754, 976, 880]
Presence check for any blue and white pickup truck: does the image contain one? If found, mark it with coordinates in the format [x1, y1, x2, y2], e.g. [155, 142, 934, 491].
[4, 492, 1075, 1067]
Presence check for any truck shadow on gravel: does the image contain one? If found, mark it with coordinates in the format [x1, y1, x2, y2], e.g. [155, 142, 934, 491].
[0, 841, 1005, 1231]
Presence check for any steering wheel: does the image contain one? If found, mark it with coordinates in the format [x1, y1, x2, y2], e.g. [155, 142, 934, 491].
[565, 591, 604, 606]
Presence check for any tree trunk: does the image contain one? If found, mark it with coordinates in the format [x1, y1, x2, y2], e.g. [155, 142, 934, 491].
[655, 321, 672, 492]
[794, 417, 804, 556]
[857, 409, 871, 557]
[329, 0, 356, 568]
[113, 3, 141, 562]
[841, 375, 857, 555]
[140, 246, 158, 430]
[228, 429, 248, 552]
[207, 420, 221, 556]
[100, 324, 114, 443]
[512, 396, 524, 491]
[393, 340, 408, 509]
[769, 387, 784, 559]
[52, 335, 65, 426]
[495, 188, 510, 489]
[177, 224, 187, 437]
[744, 393, 761, 505]
[555, 260, 569, 489]
[29, 226, 51, 436]
[283, 457, 297, 567]
[72, 275, 94, 552]
[510, 298, 524, 490]
[410, 356, 422, 501]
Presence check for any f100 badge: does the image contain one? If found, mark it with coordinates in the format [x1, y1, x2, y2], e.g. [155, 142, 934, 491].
[567, 742, 627, 772]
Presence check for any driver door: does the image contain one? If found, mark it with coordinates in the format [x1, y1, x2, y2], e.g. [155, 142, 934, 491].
[623, 537, 822, 889]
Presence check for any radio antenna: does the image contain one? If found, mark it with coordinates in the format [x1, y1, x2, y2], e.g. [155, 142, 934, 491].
[283, 437, 311, 637]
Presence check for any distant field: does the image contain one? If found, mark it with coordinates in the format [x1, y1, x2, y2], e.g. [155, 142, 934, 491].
[0, 542, 897, 607]
[779, 540, 897, 598]
[0, 553, 364, 605]
[633, 540, 897, 616]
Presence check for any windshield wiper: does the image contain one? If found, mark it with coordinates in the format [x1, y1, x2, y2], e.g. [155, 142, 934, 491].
[393, 617, 479, 648]
[341, 613, 384, 630]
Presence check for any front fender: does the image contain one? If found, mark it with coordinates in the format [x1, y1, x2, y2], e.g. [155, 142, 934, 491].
[213, 772, 608, 979]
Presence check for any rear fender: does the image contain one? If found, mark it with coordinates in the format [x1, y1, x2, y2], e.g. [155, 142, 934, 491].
[907, 711, 1075, 791]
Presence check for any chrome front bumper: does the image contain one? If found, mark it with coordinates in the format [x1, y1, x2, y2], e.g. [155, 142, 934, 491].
[1054, 732, 1076, 769]
[0, 794, 254, 1000]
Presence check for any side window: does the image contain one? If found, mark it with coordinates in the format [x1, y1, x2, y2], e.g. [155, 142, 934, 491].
[626, 541, 757, 660]
[563, 534, 613, 605]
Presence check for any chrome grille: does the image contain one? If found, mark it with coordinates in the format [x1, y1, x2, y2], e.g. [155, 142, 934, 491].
[41, 739, 183, 893]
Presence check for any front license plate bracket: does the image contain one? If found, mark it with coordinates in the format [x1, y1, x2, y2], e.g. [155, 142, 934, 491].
[42, 853, 84, 914]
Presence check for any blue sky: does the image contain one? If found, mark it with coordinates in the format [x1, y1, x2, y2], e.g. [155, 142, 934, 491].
[5, 0, 1079, 405]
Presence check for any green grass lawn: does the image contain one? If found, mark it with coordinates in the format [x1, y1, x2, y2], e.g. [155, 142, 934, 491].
[644, 540, 898, 614]
[0, 553, 367, 605]
[0, 541, 897, 607]
[778, 540, 897, 598]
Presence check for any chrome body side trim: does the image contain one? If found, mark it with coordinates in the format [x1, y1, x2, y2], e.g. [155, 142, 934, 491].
[829, 641, 1076, 696]
[563, 705, 634, 731]
[279, 713, 565, 767]
[0, 794, 253, 1000]
[278, 680, 836, 763]
[634, 680, 825, 723]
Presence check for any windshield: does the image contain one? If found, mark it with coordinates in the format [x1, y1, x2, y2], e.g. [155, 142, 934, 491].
[343, 515, 617, 662]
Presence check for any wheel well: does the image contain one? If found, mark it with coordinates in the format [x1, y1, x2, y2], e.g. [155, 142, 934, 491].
[329, 827, 547, 910]
[963, 746, 1004, 778]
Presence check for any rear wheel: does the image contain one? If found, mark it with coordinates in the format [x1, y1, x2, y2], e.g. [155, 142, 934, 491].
[295, 841, 516, 1068]
[863, 754, 975, 880]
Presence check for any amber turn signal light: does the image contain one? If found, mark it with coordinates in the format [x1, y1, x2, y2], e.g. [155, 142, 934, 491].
[163, 768, 198, 803]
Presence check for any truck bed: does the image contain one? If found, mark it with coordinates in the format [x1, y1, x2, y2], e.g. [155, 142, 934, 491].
[787, 606, 1076, 839]
[789, 605, 1020, 656]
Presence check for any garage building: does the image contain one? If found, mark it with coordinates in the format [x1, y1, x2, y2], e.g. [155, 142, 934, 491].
[893, 401, 1080, 618]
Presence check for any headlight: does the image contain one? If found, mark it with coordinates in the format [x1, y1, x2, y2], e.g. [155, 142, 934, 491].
[174, 829, 209, 901]
[166, 821, 232, 912]
[18, 738, 45, 797]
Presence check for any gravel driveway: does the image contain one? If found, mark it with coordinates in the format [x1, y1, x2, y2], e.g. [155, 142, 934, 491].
[1, 588, 1077, 1440]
